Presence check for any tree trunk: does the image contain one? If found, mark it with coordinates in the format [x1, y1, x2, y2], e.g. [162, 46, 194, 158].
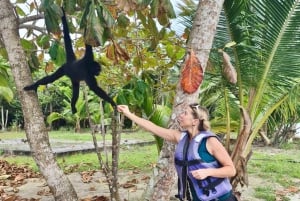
[0, 1, 78, 200]
[143, 1, 224, 200]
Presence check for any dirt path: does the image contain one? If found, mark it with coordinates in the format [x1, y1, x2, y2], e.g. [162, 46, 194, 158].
[0, 168, 269, 201]
[1, 146, 300, 201]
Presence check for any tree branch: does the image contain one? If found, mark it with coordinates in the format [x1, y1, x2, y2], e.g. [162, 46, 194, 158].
[18, 14, 44, 24]
[19, 24, 47, 35]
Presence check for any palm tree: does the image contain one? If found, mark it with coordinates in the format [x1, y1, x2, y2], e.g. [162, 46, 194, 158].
[178, 0, 300, 190]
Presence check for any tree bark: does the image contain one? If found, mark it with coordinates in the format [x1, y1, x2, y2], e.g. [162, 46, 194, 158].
[143, 0, 224, 200]
[0, 1, 78, 200]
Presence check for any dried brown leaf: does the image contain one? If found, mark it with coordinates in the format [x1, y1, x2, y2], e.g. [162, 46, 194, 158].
[180, 50, 203, 94]
[222, 51, 237, 84]
[116, 0, 137, 13]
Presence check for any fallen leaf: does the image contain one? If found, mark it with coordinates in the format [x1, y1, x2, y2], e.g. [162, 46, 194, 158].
[0, 175, 11, 180]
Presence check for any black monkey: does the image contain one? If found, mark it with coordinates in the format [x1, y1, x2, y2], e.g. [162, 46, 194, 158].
[24, 8, 116, 114]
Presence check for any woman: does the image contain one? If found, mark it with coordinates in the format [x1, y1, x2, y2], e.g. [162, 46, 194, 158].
[117, 103, 237, 201]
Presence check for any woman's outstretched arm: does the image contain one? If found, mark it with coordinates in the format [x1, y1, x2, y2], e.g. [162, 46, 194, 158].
[117, 105, 181, 143]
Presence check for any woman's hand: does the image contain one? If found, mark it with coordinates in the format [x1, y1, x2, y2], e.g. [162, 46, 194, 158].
[117, 105, 132, 116]
[190, 169, 210, 180]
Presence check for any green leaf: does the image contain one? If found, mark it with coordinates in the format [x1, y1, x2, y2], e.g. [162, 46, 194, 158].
[175, 47, 186, 60]
[36, 35, 51, 49]
[20, 39, 36, 51]
[55, 46, 67, 66]
[47, 112, 63, 124]
[49, 40, 59, 60]
[49, 41, 66, 66]
[15, 6, 26, 17]
[224, 41, 236, 48]
[137, 0, 152, 7]
[150, 0, 159, 17]
[0, 86, 13, 103]
[0, 74, 9, 87]
[63, 0, 76, 13]
[29, 53, 40, 69]
[137, 11, 147, 27]
[148, 15, 158, 35]
[116, 91, 128, 105]
[117, 14, 130, 28]
[165, 44, 172, 58]
[163, 0, 176, 18]
[96, 1, 115, 27]
[44, 9, 61, 34]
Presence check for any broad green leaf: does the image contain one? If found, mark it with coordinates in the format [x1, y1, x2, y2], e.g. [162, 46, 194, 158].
[63, 0, 76, 13]
[29, 53, 40, 69]
[44, 9, 61, 34]
[0, 75, 9, 87]
[117, 14, 130, 28]
[49, 40, 59, 61]
[137, 0, 152, 7]
[55, 46, 67, 66]
[163, 0, 176, 18]
[49, 41, 66, 66]
[165, 44, 174, 58]
[20, 39, 36, 51]
[50, 3, 62, 16]
[77, 0, 87, 7]
[97, 1, 115, 27]
[116, 90, 128, 105]
[40, 0, 52, 12]
[47, 112, 63, 124]
[15, 6, 26, 16]
[175, 47, 186, 60]
[150, 0, 159, 17]
[137, 11, 147, 27]
[0, 86, 13, 103]
[36, 35, 51, 49]
[148, 14, 158, 35]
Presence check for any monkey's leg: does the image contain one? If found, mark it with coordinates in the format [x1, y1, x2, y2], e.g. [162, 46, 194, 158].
[70, 81, 79, 114]
[86, 76, 116, 107]
[24, 67, 65, 91]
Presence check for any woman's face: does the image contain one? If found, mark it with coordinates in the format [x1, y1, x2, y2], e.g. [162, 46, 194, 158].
[178, 107, 196, 128]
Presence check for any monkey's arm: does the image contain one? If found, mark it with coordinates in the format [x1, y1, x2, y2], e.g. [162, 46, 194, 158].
[61, 7, 76, 62]
[24, 66, 65, 91]
[86, 75, 116, 107]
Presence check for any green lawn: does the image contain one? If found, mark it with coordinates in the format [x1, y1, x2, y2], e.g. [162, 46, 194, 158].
[1, 130, 300, 200]
[0, 129, 155, 141]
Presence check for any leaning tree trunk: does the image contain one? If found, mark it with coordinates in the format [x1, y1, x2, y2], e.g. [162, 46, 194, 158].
[0, 1, 78, 200]
[143, 1, 225, 200]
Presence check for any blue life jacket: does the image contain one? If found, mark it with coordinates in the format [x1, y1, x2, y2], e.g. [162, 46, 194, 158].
[174, 131, 232, 201]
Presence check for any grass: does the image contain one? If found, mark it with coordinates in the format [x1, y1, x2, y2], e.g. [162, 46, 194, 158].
[0, 129, 157, 173]
[253, 186, 276, 201]
[1, 144, 158, 173]
[0, 129, 155, 141]
[248, 141, 300, 200]
[1, 130, 300, 200]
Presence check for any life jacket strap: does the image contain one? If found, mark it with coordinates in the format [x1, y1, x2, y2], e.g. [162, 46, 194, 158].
[175, 158, 204, 166]
[197, 177, 224, 197]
